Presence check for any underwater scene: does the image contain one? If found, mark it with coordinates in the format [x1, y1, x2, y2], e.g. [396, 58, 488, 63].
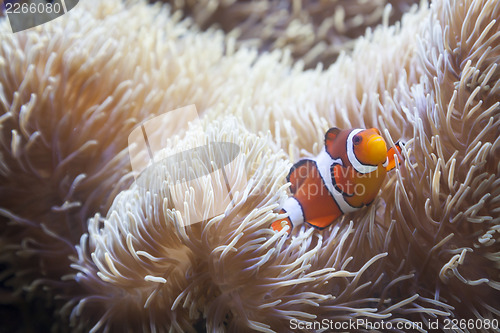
[0, 0, 499, 332]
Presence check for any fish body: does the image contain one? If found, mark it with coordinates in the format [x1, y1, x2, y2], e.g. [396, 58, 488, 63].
[271, 128, 403, 234]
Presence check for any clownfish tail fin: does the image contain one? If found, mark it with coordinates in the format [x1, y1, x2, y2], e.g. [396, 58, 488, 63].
[271, 210, 293, 235]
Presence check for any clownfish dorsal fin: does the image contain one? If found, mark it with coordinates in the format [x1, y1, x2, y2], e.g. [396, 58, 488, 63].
[325, 127, 341, 148]
[287, 159, 316, 194]
[385, 141, 404, 171]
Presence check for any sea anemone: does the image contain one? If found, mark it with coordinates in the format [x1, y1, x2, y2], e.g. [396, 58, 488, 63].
[0, 0, 498, 331]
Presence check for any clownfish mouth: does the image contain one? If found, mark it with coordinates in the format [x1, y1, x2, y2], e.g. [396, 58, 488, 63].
[366, 136, 388, 164]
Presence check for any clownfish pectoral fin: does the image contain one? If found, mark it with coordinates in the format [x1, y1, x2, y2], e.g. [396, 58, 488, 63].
[385, 141, 404, 171]
[331, 163, 356, 197]
[325, 127, 341, 147]
[287, 159, 316, 194]
[271, 218, 292, 234]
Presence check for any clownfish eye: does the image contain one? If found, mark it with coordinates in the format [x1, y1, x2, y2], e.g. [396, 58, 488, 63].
[353, 135, 362, 145]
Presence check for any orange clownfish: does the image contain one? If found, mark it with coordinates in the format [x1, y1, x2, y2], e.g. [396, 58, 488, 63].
[271, 127, 404, 234]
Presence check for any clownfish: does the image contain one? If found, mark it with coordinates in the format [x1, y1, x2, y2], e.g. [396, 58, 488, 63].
[271, 127, 404, 234]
